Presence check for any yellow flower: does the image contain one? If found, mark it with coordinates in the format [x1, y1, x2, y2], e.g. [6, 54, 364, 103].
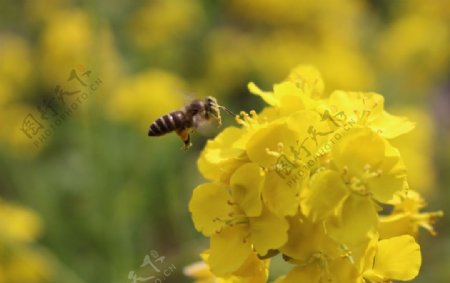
[107, 70, 186, 130]
[0, 200, 53, 283]
[39, 9, 93, 87]
[0, 36, 42, 155]
[390, 107, 436, 193]
[0, 200, 42, 243]
[0, 248, 53, 283]
[189, 179, 288, 276]
[361, 235, 421, 282]
[243, 111, 324, 216]
[376, 14, 449, 95]
[0, 103, 42, 156]
[249, 69, 414, 140]
[184, 251, 269, 283]
[300, 127, 407, 243]
[198, 126, 249, 183]
[276, 257, 359, 283]
[277, 234, 421, 283]
[128, 0, 205, 49]
[324, 91, 415, 139]
[37, 7, 121, 96]
[280, 214, 341, 263]
[0, 35, 31, 92]
[379, 190, 443, 238]
[286, 65, 326, 99]
[189, 65, 438, 282]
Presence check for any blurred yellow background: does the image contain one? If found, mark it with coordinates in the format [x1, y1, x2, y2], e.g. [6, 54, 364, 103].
[0, 0, 448, 282]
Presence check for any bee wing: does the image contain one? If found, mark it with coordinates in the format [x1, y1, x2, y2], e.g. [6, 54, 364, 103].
[177, 90, 200, 105]
[193, 115, 217, 137]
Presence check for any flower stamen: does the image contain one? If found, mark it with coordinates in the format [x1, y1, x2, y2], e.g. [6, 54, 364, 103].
[236, 110, 260, 128]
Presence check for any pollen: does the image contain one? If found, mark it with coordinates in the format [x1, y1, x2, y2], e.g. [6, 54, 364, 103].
[412, 210, 444, 236]
[340, 244, 355, 264]
[227, 214, 250, 226]
[349, 176, 371, 196]
[235, 110, 260, 128]
[265, 142, 284, 158]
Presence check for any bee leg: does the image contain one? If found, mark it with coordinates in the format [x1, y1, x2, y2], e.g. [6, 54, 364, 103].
[177, 129, 192, 151]
[183, 135, 192, 151]
[215, 117, 222, 127]
[209, 112, 222, 127]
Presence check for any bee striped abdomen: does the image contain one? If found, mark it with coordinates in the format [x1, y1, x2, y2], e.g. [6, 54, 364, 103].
[148, 111, 185, 136]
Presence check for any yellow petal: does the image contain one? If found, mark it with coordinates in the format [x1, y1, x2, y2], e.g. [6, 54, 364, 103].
[262, 171, 302, 217]
[279, 94, 308, 116]
[233, 252, 269, 282]
[371, 235, 421, 281]
[248, 82, 279, 106]
[286, 65, 325, 99]
[286, 110, 330, 158]
[5, 247, 53, 282]
[209, 225, 252, 277]
[360, 234, 379, 277]
[189, 183, 233, 236]
[273, 81, 309, 115]
[370, 111, 415, 139]
[367, 140, 406, 203]
[246, 122, 297, 168]
[325, 195, 378, 244]
[0, 200, 42, 243]
[327, 91, 385, 125]
[332, 128, 385, 176]
[301, 170, 349, 222]
[198, 127, 246, 182]
[328, 257, 360, 283]
[249, 207, 289, 256]
[382, 139, 407, 177]
[230, 163, 264, 217]
[281, 215, 339, 262]
[281, 264, 321, 283]
[378, 213, 416, 239]
[367, 174, 405, 204]
[389, 107, 435, 192]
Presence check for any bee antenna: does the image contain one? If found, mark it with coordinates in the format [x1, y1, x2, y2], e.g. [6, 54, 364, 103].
[219, 105, 237, 117]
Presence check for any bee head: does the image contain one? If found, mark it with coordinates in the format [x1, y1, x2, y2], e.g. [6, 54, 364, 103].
[205, 96, 222, 126]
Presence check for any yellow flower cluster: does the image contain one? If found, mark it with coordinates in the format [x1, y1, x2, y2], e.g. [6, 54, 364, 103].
[0, 35, 41, 156]
[0, 200, 53, 283]
[202, 0, 449, 98]
[187, 65, 442, 282]
[107, 70, 188, 132]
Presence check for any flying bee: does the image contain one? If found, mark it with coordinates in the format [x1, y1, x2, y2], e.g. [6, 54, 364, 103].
[148, 96, 235, 150]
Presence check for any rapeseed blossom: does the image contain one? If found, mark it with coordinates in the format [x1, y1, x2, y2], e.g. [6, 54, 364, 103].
[187, 65, 441, 282]
[0, 35, 40, 156]
[0, 200, 53, 283]
[390, 108, 436, 194]
[107, 70, 187, 130]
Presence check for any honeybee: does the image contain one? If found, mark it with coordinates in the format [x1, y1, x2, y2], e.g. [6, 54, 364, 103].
[148, 96, 235, 150]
